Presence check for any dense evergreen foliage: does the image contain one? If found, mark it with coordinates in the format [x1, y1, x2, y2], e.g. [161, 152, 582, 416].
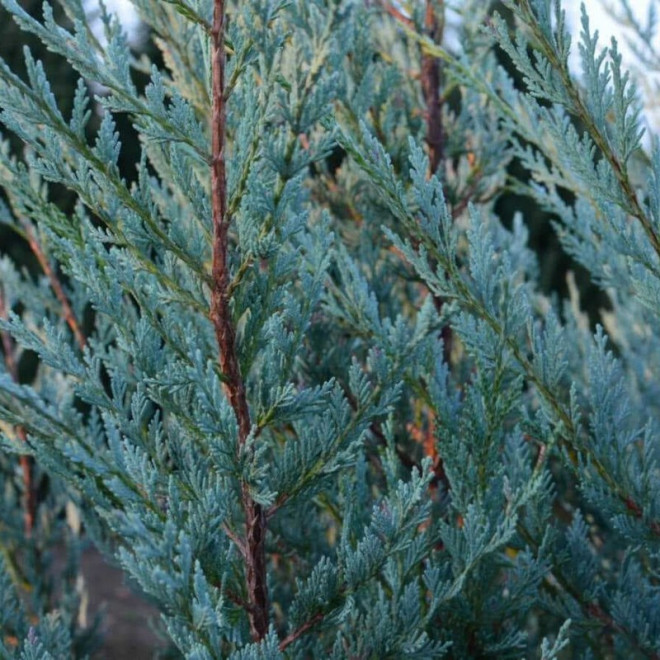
[0, 0, 658, 657]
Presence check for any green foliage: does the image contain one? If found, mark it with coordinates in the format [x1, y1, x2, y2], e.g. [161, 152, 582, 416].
[0, 0, 658, 657]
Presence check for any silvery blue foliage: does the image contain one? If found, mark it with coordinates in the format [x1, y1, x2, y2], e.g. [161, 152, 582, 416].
[0, 0, 658, 657]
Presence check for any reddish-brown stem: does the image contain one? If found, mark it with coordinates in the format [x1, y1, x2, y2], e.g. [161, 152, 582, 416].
[0, 219, 85, 537]
[378, 1, 452, 362]
[210, 0, 268, 641]
[380, 1, 413, 27]
[0, 215, 85, 537]
[24, 224, 86, 350]
[419, 1, 452, 364]
[279, 612, 325, 652]
[421, 0, 444, 175]
[0, 289, 36, 535]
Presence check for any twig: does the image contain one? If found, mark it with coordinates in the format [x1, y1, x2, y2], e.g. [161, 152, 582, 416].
[417, 1, 453, 364]
[279, 612, 325, 652]
[421, 0, 444, 175]
[24, 224, 86, 350]
[210, 0, 269, 641]
[518, 521, 660, 659]
[382, 1, 452, 359]
[0, 212, 85, 536]
[450, 165, 485, 220]
[222, 522, 247, 558]
[5, 213, 87, 536]
[377, 0, 413, 27]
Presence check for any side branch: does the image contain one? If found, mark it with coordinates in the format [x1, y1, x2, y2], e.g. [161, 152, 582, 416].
[378, 1, 413, 27]
[24, 224, 86, 350]
[0, 217, 86, 536]
[279, 612, 325, 652]
[209, 0, 269, 642]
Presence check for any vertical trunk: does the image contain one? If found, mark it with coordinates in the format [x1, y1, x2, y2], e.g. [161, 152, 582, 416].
[209, 0, 269, 641]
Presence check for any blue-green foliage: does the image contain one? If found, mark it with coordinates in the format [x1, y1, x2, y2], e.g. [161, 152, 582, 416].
[0, 0, 658, 657]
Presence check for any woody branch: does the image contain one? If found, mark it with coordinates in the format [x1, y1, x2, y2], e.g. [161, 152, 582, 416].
[210, 0, 269, 642]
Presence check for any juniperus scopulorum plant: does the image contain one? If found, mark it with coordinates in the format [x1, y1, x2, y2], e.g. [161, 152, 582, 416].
[0, 0, 658, 657]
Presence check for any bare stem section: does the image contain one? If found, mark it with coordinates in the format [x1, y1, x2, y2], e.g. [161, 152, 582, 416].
[209, 0, 269, 641]
[421, 0, 444, 175]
